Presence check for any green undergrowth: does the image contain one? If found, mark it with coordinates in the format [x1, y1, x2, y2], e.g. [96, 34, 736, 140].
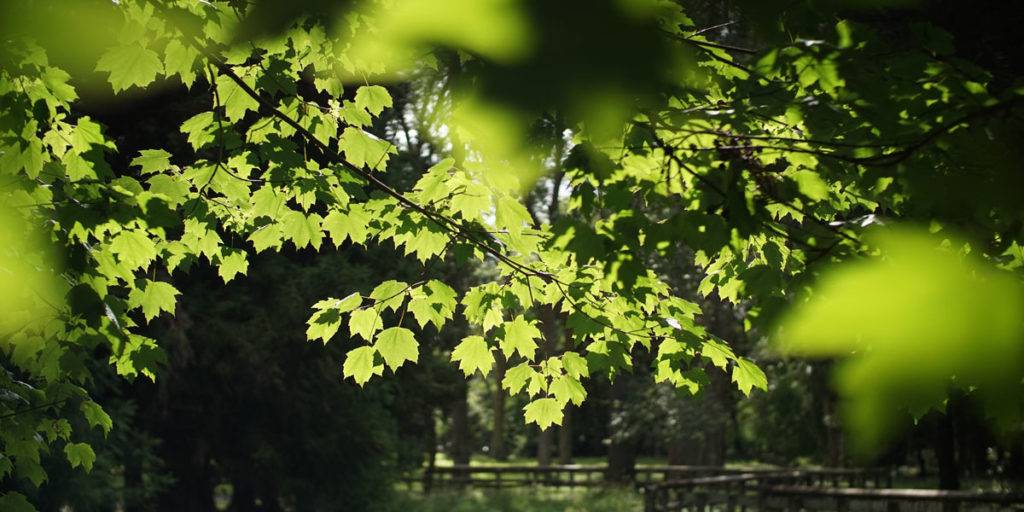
[385, 488, 643, 512]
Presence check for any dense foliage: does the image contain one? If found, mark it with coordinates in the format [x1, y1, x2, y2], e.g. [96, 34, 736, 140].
[1, 0, 1023, 508]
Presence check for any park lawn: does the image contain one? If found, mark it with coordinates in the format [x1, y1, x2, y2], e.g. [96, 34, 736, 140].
[385, 487, 643, 512]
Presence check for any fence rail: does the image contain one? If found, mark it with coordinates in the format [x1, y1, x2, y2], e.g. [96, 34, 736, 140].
[642, 469, 1022, 512]
[405, 464, 1022, 512]
[758, 486, 1024, 512]
[408, 465, 891, 492]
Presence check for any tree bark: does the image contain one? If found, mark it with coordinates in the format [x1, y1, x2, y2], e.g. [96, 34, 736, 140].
[537, 425, 553, 467]
[490, 351, 508, 461]
[536, 304, 560, 467]
[605, 377, 636, 483]
[447, 380, 471, 465]
[558, 404, 574, 464]
[935, 411, 960, 490]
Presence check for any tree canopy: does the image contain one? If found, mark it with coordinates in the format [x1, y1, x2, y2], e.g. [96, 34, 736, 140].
[1, 0, 1023, 508]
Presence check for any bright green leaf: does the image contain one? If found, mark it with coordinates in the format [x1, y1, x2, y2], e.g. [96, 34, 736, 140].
[96, 43, 163, 92]
[348, 308, 383, 341]
[354, 85, 393, 116]
[524, 397, 562, 430]
[451, 335, 494, 377]
[131, 149, 172, 175]
[501, 315, 541, 361]
[343, 345, 382, 386]
[732, 358, 767, 396]
[127, 279, 179, 323]
[339, 127, 394, 170]
[374, 327, 418, 370]
[550, 374, 586, 407]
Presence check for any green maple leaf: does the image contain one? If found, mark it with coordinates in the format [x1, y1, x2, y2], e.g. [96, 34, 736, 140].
[279, 210, 323, 250]
[732, 358, 767, 396]
[0, 491, 35, 512]
[109, 230, 157, 271]
[131, 149, 172, 175]
[313, 292, 363, 313]
[147, 174, 189, 204]
[450, 335, 494, 377]
[345, 204, 372, 245]
[374, 327, 418, 370]
[180, 111, 216, 150]
[251, 186, 287, 219]
[340, 102, 373, 127]
[561, 351, 590, 379]
[370, 280, 408, 312]
[217, 249, 249, 283]
[426, 280, 457, 306]
[524, 398, 563, 430]
[348, 308, 383, 341]
[127, 279, 179, 323]
[501, 315, 541, 361]
[495, 195, 533, 232]
[343, 345, 382, 386]
[449, 182, 492, 220]
[503, 362, 544, 396]
[321, 210, 351, 247]
[306, 308, 342, 344]
[339, 127, 395, 169]
[163, 38, 198, 87]
[550, 374, 586, 407]
[248, 223, 283, 253]
[404, 222, 449, 262]
[354, 85, 393, 116]
[80, 401, 112, 435]
[700, 337, 735, 370]
[307, 295, 362, 345]
[407, 298, 445, 330]
[215, 73, 260, 122]
[96, 43, 163, 92]
[64, 442, 96, 471]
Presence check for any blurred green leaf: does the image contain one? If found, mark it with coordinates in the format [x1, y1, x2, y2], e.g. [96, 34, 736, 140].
[775, 226, 1024, 453]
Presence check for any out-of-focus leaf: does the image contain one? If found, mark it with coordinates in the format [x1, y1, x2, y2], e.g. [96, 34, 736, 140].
[775, 226, 1024, 454]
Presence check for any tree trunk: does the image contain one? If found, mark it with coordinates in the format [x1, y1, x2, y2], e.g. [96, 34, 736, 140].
[229, 473, 256, 512]
[667, 438, 699, 466]
[935, 411, 960, 490]
[558, 404, 574, 464]
[702, 366, 729, 466]
[424, 407, 438, 493]
[815, 361, 845, 467]
[491, 351, 508, 461]
[536, 304, 560, 467]
[605, 377, 636, 483]
[156, 433, 215, 512]
[448, 381, 471, 465]
[537, 425, 553, 467]
[557, 319, 574, 465]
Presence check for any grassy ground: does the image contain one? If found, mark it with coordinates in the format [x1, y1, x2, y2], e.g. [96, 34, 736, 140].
[383, 487, 643, 512]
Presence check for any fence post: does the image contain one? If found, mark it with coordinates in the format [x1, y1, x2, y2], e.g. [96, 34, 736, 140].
[837, 496, 849, 512]
[786, 495, 800, 512]
[696, 492, 708, 512]
[886, 498, 899, 512]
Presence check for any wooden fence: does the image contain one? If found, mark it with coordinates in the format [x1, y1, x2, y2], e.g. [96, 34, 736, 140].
[642, 470, 1023, 512]
[406, 464, 1023, 512]
[409, 465, 891, 492]
[757, 486, 1024, 512]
